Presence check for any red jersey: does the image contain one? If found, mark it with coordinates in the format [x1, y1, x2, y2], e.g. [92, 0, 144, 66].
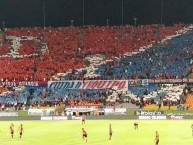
[82, 115, 86, 120]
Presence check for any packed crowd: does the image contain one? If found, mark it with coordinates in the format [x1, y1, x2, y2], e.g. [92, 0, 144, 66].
[0, 23, 191, 110]
[63, 24, 190, 80]
[80, 32, 193, 80]
[95, 30, 193, 80]
[0, 85, 138, 110]
[0, 24, 185, 81]
[0, 82, 187, 111]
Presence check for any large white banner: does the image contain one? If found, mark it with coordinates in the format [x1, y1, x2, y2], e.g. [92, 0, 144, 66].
[48, 80, 82, 89]
[0, 112, 18, 116]
[82, 80, 128, 90]
[41, 116, 67, 120]
[28, 109, 55, 116]
[104, 108, 126, 115]
[48, 80, 128, 90]
[65, 107, 96, 112]
[138, 115, 166, 120]
[71, 116, 82, 120]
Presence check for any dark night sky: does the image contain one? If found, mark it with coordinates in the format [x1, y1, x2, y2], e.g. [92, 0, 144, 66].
[0, 0, 193, 28]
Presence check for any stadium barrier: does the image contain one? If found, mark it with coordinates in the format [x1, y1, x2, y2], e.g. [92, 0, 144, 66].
[134, 111, 164, 116]
[1, 78, 193, 88]
[28, 108, 55, 116]
[41, 116, 67, 120]
[133, 110, 193, 120]
[48, 80, 128, 90]
[1, 115, 193, 121]
[168, 115, 191, 120]
[0, 112, 18, 116]
[138, 115, 167, 120]
[0, 81, 47, 87]
[0, 116, 40, 121]
[70, 115, 138, 120]
[86, 115, 193, 120]
[137, 115, 193, 120]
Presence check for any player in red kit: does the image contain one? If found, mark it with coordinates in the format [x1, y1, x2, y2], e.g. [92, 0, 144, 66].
[82, 114, 86, 125]
[109, 124, 112, 140]
[82, 128, 88, 143]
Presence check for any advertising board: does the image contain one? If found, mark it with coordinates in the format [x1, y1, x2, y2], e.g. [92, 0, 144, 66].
[71, 116, 82, 120]
[28, 109, 55, 116]
[48, 80, 128, 90]
[0, 112, 18, 116]
[135, 111, 164, 116]
[104, 108, 126, 115]
[138, 115, 167, 120]
[41, 116, 67, 120]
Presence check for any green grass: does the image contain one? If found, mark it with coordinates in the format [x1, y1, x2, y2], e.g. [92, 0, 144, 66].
[0, 120, 192, 145]
[18, 110, 28, 116]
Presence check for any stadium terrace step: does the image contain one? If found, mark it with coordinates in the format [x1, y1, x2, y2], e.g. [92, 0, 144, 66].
[115, 103, 138, 109]
[55, 102, 65, 116]
[144, 104, 177, 110]
[30, 106, 56, 109]
[184, 94, 193, 109]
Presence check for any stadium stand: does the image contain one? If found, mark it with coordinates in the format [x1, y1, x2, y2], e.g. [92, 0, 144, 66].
[94, 28, 193, 80]
[184, 94, 193, 109]
[0, 23, 193, 111]
[0, 24, 185, 81]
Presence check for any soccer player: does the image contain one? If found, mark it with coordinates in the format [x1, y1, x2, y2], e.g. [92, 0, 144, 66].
[82, 114, 86, 125]
[82, 128, 87, 143]
[134, 121, 138, 130]
[10, 123, 14, 138]
[191, 124, 193, 136]
[109, 124, 112, 140]
[18, 124, 24, 138]
[154, 131, 159, 145]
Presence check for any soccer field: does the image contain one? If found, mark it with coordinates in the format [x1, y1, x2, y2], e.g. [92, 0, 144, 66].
[0, 120, 192, 145]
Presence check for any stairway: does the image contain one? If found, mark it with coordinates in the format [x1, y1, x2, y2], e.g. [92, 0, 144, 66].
[55, 102, 65, 116]
[115, 103, 138, 109]
[184, 94, 193, 109]
[144, 104, 177, 110]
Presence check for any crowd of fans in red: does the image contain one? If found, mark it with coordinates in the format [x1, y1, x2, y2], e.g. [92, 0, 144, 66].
[0, 24, 185, 81]
[0, 41, 10, 55]
[19, 40, 39, 55]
